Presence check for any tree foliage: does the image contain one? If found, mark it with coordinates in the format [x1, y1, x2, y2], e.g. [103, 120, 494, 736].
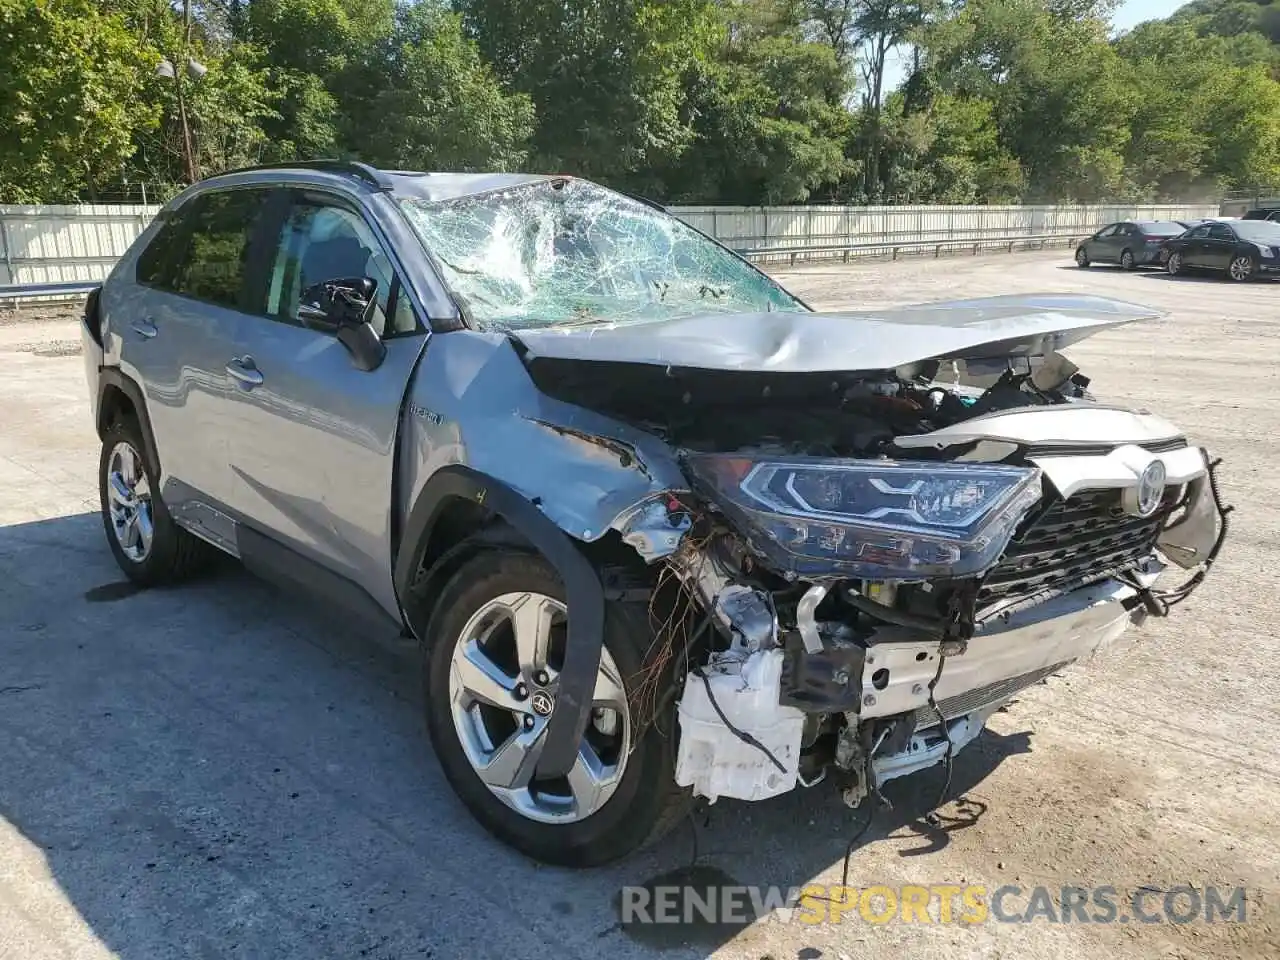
[1, 0, 1278, 204]
[0, 0, 157, 202]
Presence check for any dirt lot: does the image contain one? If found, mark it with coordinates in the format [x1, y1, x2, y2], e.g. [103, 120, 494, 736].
[0, 251, 1276, 960]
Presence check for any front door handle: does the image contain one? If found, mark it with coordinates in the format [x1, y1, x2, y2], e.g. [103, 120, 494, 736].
[130, 319, 158, 340]
[226, 356, 264, 389]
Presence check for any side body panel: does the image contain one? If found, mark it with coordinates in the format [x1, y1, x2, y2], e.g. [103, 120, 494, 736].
[100, 232, 243, 510]
[223, 320, 427, 618]
[394, 330, 688, 552]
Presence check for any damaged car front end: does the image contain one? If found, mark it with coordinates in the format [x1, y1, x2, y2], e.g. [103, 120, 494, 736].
[525, 309, 1231, 813]
[397, 176, 1229, 864]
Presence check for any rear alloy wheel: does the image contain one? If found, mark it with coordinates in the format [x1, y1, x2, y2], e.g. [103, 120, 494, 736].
[424, 551, 691, 866]
[1075, 247, 1089, 268]
[1120, 249, 1136, 270]
[1228, 254, 1255, 282]
[1166, 251, 1183, 277]
[98, 418, 214, 585]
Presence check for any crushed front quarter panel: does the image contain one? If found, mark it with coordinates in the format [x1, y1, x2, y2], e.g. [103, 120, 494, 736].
[397, 330, 688, 546]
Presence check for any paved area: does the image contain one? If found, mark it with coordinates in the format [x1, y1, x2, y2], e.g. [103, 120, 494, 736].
[0, 251, 1277, 960]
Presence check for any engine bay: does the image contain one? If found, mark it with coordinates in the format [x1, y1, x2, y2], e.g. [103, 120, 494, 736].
[522, 350, 1094, 458]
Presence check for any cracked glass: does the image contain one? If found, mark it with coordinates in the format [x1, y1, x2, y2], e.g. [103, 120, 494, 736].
[398, 179, 806, 330]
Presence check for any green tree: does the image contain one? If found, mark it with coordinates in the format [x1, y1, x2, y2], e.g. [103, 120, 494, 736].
[457, 0, 720, 185]
[0, 0, 158, 202]
[243, 0, 398, 160]
[657, 24, 853, 203]
[1117, 18, 1280, 196]
[923, 0, 1134, 201]
[344, 3, 533, 170]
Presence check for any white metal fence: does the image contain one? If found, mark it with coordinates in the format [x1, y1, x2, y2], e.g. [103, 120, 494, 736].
[0, 201, 1221, 288]
[0, 204, 159, 287]
[675, 203, 1221, 261]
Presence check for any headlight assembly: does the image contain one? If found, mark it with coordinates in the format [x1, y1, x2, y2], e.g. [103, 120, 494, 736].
[686, 455, 1042, 580]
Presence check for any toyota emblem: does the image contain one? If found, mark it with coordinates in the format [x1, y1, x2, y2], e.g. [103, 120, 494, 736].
[530, 690, 555, 717]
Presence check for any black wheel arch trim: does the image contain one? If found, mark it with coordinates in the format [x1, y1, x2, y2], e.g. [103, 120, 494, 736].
[97, 368, 161, 476]
[395, 464, 604, 779]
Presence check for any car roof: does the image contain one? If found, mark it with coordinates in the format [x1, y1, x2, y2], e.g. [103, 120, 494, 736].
[198, 160, 555, 203]
[383, 171, 554, 202]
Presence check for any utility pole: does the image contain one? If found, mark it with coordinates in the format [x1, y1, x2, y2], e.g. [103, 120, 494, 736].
[158, 0, 206, 184]
[180, 0, 199, 183]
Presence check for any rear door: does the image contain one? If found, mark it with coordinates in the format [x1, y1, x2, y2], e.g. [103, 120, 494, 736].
[114, 187, 277, 533]
[1179, 224, 1212, 267]
[220, 187, 428, 616]
[1204, 223, 1237, 270]
[1118, 223, 1146, 260]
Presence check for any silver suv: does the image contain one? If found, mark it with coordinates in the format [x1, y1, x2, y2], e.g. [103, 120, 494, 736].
[82, 162, 1229, 866]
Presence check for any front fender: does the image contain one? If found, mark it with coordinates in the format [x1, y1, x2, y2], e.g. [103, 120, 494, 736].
[395, 464, 605, 780]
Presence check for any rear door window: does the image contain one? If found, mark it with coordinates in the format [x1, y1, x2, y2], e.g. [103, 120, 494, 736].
[1208, 224, 1234, 242]
[165, 190, 270, 310]
[135, 211, 192, 288]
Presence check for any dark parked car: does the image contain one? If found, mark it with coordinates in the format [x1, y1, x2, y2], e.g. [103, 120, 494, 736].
[1162, 218, 1280, 281]
[1074, 220, 1187, 270]
[1241, 207, 1280, 222]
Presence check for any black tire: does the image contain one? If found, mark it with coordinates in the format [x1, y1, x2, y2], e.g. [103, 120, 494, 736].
[1166, 251, 1183, 277]
[98, 417, 214, 585]
[423, 550, 691, 866]
[1075, 247, 1089, 268]
[1227, 253, 1256, 283]
[1120, 249, 1136, 270]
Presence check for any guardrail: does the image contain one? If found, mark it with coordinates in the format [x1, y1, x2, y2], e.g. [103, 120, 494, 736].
[0, 280, 100, 304]
[738, 233, 1082, 265]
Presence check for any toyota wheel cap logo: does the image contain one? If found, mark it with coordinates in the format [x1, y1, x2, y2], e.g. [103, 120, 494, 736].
[530, 690, 555, 717]
[1136, 460, 1167, 517]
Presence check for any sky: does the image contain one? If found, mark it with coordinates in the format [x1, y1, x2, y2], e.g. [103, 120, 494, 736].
[1113, 0, 1190, 33]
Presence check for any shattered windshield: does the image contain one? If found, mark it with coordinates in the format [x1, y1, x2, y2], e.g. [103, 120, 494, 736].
[397, 179, 806, 330]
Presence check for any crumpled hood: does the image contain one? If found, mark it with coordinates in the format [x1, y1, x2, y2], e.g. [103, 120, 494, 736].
[510, 294, 1162, 374]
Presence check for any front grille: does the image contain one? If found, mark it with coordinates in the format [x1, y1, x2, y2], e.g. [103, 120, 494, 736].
[912, 661, 1069, 730]
[976, 488, 1170, 616]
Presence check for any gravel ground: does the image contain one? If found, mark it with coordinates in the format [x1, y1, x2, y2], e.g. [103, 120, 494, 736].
[0, 251, 1276, 960]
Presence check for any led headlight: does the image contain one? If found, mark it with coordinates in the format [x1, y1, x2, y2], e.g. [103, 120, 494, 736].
[687, 455, 1042, 580]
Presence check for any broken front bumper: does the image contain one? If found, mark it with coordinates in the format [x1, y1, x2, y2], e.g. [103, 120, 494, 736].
[863, 570, 1158, 786]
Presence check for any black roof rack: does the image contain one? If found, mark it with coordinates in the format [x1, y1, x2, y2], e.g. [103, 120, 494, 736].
[215, 159, 394, 190]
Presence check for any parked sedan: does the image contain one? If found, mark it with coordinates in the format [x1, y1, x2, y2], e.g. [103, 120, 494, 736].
[1163, 219, 1280, 281]
[1074, 220, 1187, 270]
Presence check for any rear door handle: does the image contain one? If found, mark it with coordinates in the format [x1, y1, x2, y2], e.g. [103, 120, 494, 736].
[226, 356, 264, 389]
[130, 319, 158, 340]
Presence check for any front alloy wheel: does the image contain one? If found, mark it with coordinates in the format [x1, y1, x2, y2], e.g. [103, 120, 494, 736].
[1075, 247, 1089, 267]
[424, 551, 691, 866]
[1228, 255, 1255, 282]
[1120, 249, 1136, 270]
[448, 591, 630, 824]
[1167, 251, 1183, 276]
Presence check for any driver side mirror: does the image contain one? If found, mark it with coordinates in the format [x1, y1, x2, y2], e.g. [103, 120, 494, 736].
[298, 277, 386, 372]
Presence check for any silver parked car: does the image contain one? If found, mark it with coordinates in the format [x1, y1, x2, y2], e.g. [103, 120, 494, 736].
[82, 162, 1229, 866]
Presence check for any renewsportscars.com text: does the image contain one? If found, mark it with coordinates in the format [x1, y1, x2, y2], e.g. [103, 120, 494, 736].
[618, 883, 1250, 927]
